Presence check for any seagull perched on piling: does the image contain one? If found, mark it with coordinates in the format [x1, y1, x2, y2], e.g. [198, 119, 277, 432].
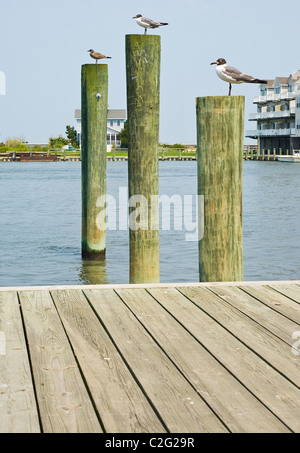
[88, 49, 112, 64]
[133, 14, 168, 34]
[210, 58, 267, 96]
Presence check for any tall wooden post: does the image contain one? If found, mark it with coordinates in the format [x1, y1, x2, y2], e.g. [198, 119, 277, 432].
[81, 64, 108, 259]
[126, 35, 160, 284]
[196, 96, 244, 282]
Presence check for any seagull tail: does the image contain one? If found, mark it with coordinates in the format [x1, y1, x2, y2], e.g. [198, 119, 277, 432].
[159, 22, 168, 26]
[251, 78, 267, 84]
[106, 56, 112, 59]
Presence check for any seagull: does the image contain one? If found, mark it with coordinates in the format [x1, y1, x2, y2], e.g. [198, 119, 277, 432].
[210, 58, 267, 96]
[88, 49, 112, 64]
[133, 14, 168, 34]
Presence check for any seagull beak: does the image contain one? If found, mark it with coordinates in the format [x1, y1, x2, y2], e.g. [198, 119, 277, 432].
[210, 61, 217, 65]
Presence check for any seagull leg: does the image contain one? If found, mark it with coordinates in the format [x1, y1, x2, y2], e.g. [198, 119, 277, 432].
[228, 83, 232, 96]
[144, 29, 147, 35]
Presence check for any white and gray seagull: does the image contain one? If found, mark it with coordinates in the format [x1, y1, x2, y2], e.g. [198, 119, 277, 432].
[133, 14, 168, 34]
[211, 58, 267, 96]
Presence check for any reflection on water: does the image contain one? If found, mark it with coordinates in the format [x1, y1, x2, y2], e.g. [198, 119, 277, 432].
[1, 160, 300, 286]
[78, 259, 108, 285]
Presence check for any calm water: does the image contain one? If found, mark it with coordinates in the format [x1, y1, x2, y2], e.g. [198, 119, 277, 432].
[0, 160, 300, 286]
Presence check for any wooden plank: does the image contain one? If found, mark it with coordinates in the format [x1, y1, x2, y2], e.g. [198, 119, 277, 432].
[240, 285, 300, 325]
[1, 280, 300, 292]
[84, 288, 228, 433]
[269, 284, 300, 305]
[179, 286, 300, 387]
[157, 287, 300, 432]
[117, 288, 289, 433]
[209, 286, 299, 345]
[0, 291, 40, 433]
[51, 289, 165, 433]
[18, 290, 102, 433]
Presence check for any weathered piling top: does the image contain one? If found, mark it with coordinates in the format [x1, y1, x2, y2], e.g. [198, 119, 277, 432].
[0, 281, 299, 433]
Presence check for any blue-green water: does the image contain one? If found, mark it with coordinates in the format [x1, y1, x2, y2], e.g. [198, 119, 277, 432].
[0, 160, 300, 286]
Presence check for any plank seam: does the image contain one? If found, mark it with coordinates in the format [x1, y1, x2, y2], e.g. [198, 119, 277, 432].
[238, 286, 300, 325]
[82, 289, 170, 433]
[270, 285, 300, 306]
[147, 287, 294, 432]
[175, 287, 300, 391]
[207, 287, 300, 348]
[16, 291, 43, 433]
[116, 288, 230, 433]
[48, 290, 106, 434]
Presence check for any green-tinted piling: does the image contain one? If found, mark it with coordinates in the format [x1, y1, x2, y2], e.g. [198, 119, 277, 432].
[126, 35, 160, 284]
[196, 96, 244, 282]
[81, 64, 108, 259]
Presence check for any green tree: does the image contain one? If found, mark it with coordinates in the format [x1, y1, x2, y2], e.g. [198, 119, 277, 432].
[66, 125, 78, 147]
[5, 138, 22, 147]
[119, 120, 128, 148]
[49, 136, 69, 149]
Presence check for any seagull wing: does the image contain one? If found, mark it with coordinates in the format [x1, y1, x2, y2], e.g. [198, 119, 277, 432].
[142, 17, 161, 28]
[94, 52, 106, 58]
[223, 65, 243, 79]
[225, 65, 257, 82]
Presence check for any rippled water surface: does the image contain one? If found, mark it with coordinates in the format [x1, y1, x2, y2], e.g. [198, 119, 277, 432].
[0, 160, 300, 286]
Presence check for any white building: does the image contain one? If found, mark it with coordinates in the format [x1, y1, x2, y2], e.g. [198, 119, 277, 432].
[75, 109, 126, 150]
[246, 70, 300, 155]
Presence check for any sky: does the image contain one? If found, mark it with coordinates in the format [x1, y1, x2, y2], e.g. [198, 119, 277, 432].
[1, 0, 300, 145]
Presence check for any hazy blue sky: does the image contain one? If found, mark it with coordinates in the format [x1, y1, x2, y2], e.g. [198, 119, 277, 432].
[1, 0, 299, 144]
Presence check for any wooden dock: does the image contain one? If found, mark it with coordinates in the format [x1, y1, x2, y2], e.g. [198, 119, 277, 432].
[0, 281, 299, 433]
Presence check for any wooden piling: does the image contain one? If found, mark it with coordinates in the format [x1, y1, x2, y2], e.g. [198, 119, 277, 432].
[81, 64, 108, 259]
[196, 96, 244, 282]
[126, 35, 160, 284]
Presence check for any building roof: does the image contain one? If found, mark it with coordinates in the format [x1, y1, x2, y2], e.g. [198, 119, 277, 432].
[276, 77, 289, 85]
[75, 109, 81, 119]
[264, 80, 274, 87]
[74, 109, 126, 120]
[291, 70, 300, 82]
[107, 109, 126, 119]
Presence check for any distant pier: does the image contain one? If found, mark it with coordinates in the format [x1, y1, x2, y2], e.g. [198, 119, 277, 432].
[243, 146, 297, 161]
[0, 149, 197, 162]
[2, 148, 296, 162]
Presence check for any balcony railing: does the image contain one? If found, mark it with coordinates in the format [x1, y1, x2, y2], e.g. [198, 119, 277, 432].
[248, 108, 296, 121]
[280, 92, 296, 101]
[253, 96, 267, 104]
[246, 128, 296, 138]
[253, 91, 300, 103]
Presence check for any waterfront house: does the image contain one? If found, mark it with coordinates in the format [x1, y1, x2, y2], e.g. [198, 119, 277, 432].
[246, 70, 300, 155]
[75, 109, 126, 150]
